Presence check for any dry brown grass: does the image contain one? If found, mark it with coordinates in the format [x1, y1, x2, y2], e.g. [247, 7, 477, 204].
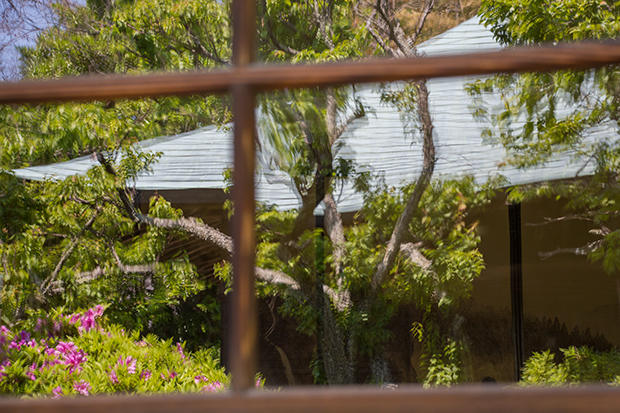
[396, 0, 482, 45]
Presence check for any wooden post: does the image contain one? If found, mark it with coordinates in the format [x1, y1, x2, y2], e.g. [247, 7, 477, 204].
[229, 0, 258, 393]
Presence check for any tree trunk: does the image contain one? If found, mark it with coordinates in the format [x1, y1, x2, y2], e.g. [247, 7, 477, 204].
[318, 294, 354, 384]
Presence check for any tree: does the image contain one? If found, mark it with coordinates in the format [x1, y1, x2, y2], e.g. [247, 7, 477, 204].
[471, 0, 620, 272]
[0, 0, 232, 169]
[0, 0, 234, 349]
[1, 0, 490, 385]
[229, 0, 492, 384]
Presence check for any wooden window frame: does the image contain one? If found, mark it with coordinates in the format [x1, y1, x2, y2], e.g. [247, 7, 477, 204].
[2, 1, 620, 411]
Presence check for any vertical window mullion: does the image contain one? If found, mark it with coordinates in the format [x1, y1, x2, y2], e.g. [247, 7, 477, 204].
[230, 0, 258, 392]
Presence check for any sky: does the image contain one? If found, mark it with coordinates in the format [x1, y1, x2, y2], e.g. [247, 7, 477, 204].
[0, 0, 63, 80]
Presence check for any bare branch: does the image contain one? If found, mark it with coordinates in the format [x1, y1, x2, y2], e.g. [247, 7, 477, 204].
[539, 240, 603, 260]
[264, 17, 300, 56]
[141, 215, 234, 253]
[74, 264, 156, 285]
[324, 193, 345, 271]
[357, 0, 435, 58]
[412, 0, 436, 45]
[94, 150, 351, 309]
[255, 267, 300, 290]
[323, 193, 351, 311]
[41, 208, 100, 295]
[371, 80, 435, 290]
[525, 215, 596, 226]
[75, 266, 106, 283]
[326, 87, 338, 144]
[399, 242, 431, 269]
[312, 0, 335, 49]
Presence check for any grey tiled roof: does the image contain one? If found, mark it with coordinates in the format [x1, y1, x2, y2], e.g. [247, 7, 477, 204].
[13, 17, 615, 214]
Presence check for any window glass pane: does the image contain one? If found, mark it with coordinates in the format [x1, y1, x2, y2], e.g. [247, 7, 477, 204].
[253, 53, 620, 385]
[1, 95, 232, 396]
[2, 0, 620, 398]
[253, 72, 514, 386]
[467, 61, 620, 385]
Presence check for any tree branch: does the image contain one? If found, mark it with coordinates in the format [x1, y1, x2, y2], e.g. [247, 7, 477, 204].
[41, 208, 100, 295]
[265, 19, 300, 55]
[371, 80, 435, 291]
[525, 215, 596, 226]
[323, 193, 351, 311]
[313, 0, 335, 49]
[412, 0, 435, 46]
[539, 240, 603, 260]
[399, 242, 431, 269]
[358, 0, 435, 58]
[73, 263, 157, 285]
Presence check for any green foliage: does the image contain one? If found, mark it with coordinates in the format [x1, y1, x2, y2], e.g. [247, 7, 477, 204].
[0, 147, 219, 351]
[21, 0, 231, 77]
[258, 0, 370, 63]
[479, 0, 620, 46]
[0, 0, 505, 386]
[0, 0, 232, 170]
[473, 0, 620, 167]
[522, 346, 620, 385]
[0, 305, 233, 397]
[423, 339, 462, 387]
[253, 176, 496, 382]
[0, 171, 41, 243]
[473, 0, 620, 275]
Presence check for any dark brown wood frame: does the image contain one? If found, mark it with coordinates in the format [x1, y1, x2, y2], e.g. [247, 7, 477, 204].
[2, 0, 620, 410]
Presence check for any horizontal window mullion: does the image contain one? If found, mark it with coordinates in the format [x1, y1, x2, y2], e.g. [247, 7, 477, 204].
[1, 41, 619, 105]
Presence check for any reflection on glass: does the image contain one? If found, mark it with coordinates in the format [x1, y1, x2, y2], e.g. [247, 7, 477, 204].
[1, 95, 232, 396]
[252, 69, 509, 385]
[2, 0, 620, 399]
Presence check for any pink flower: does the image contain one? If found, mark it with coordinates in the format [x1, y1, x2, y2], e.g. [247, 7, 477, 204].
[140, 369, 151, 381]
[79, 309, 97, 333]
[0, 360, 9, 380]
[52, 386, 63, 399]
[201, 381, 224, 392]
[256, 379, 261, 388]
[0, 326, 9, 346]
[56, 341, 78, 355]
[52, 341, 87, 373]
[19, 331, 30, 342]
[160, 370, 177, 380]
[93, 305, 104, 317]
[194, 375, 206, 385]
[65, 350, 87, 372]
[73, 380, 91, 396]
[8, 341, 21, 351]
[108, 369, 118, 384]
[35, 318, 44, 332]
[176, 343, 186, 359]
[69, 314, 81, 325]
[117, 356, 137, 374]
[27, 363, 37, 381]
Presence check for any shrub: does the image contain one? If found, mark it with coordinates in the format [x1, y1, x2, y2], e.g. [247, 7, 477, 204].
[0, 305, 248, 397]
[521, 346, 620, 385]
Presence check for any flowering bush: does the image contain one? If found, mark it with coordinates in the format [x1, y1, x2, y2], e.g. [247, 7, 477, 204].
[0, 305, 245, 397]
